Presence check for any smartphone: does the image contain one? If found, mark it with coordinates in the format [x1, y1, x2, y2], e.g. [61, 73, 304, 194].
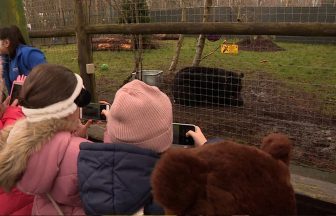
[80, 102, 110, 121]
[10, 81, 23, 104]
[173, 123, 196, 146]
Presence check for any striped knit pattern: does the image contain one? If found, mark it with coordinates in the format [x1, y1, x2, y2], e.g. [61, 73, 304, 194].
[105, 80, 173, 153]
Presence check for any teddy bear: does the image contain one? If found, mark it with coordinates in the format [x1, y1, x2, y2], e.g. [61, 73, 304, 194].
[151, 133, 296, 215]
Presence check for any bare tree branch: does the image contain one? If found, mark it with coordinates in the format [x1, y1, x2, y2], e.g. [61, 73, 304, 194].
[169, 0, 187, 73]
[192, 0, 212, 67]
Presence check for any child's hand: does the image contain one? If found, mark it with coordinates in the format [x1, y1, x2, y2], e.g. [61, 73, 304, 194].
[15, 75, 26, 83]
[74, 119, 93, 138]
[186, 126, 207, 147]
[2, 96, 11, 107]
[101, 106, 111, 122]
[10, 99, 19, 106]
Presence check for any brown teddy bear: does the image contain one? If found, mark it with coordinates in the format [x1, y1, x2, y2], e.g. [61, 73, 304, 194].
[151, 133, 296, 215]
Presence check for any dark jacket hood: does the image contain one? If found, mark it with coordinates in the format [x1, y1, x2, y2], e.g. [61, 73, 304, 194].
[78, 142, 161, 215]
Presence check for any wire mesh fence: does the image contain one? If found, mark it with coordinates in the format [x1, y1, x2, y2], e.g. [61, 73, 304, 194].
[24, 0, 77, 69]
[25, 0, 336, 27]
[90, 33, 336, 172]
[24, 0, 336, 172]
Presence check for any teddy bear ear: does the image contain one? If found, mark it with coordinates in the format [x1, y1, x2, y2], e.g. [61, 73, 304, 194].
[151, 148, 208, 214]
[261, 133, 292, 166]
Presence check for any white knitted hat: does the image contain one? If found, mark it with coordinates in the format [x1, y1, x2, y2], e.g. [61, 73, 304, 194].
[104, 80, 173, 153]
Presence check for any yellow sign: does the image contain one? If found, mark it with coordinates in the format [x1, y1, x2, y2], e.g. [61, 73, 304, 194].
[221, 44, 239, 54]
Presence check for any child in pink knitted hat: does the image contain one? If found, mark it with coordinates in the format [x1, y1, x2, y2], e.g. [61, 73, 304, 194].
[103, 79, 207, 150]
[78, 80, 207, 215]
[104, 79, 173, 152]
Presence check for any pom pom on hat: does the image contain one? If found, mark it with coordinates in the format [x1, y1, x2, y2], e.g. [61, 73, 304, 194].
[104, 80, 173, 153]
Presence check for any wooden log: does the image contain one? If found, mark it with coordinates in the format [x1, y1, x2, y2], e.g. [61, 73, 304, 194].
[29, 22, 336, 38]
[84, 22, 336, 36]
[29, 28, 75, 38]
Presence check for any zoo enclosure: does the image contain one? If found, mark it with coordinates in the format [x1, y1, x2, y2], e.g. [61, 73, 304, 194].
[25, 0, 336, 174]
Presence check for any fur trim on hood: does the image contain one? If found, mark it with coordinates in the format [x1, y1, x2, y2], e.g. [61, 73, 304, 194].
[0, 118, 78, 191]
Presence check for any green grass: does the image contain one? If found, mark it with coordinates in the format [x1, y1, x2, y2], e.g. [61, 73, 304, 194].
[42, 44, 79, 73]
[41, 37, 336, 114]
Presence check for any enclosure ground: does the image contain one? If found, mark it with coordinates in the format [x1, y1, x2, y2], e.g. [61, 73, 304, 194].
[96, 70, 336, 172]
[236, 36, 286, 51]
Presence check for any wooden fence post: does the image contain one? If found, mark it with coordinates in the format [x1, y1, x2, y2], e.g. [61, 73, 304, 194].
[74, 0, 97, 102]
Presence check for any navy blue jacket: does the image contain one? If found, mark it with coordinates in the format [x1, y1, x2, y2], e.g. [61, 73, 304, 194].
[78, 143, 164, 215]
[2, 44, 46, 92]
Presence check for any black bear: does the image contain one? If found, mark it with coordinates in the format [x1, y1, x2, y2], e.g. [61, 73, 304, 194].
[172, 67, 244, 107]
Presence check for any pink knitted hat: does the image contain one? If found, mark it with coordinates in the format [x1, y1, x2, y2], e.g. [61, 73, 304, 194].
[104, 80, 173, 153]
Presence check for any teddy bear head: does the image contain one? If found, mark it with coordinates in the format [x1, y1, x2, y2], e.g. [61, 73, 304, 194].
[151, 133, 296, 215]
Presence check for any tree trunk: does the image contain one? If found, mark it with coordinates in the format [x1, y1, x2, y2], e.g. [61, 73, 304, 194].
[168, 0, 187, 73]
[0, 0, 30, 44]
[57, 0, 69, 44]
[192, 0, 212, 67]
[132, 0, 144, 77]
[94, 0, 100, 24]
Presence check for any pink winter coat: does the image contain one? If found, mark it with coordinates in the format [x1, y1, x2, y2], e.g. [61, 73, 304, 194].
[0, 106, 34, 216]
[17, 131, 91, 215]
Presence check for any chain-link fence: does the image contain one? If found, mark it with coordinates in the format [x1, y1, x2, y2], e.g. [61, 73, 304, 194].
[24, 0, 336, 172]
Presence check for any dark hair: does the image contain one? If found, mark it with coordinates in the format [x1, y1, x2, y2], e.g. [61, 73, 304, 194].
[19, 64, 77, 108]
[0, 25, 27, 58]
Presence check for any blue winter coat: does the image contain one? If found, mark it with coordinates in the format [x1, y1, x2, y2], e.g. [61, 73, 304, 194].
[78, 142, 164, 215]
[2, 44, 46, 92]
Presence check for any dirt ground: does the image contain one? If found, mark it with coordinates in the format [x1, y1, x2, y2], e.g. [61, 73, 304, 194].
[236, 36, 285, 52]
[170, 76, 335, 172]
[96, 71, 336, 172]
